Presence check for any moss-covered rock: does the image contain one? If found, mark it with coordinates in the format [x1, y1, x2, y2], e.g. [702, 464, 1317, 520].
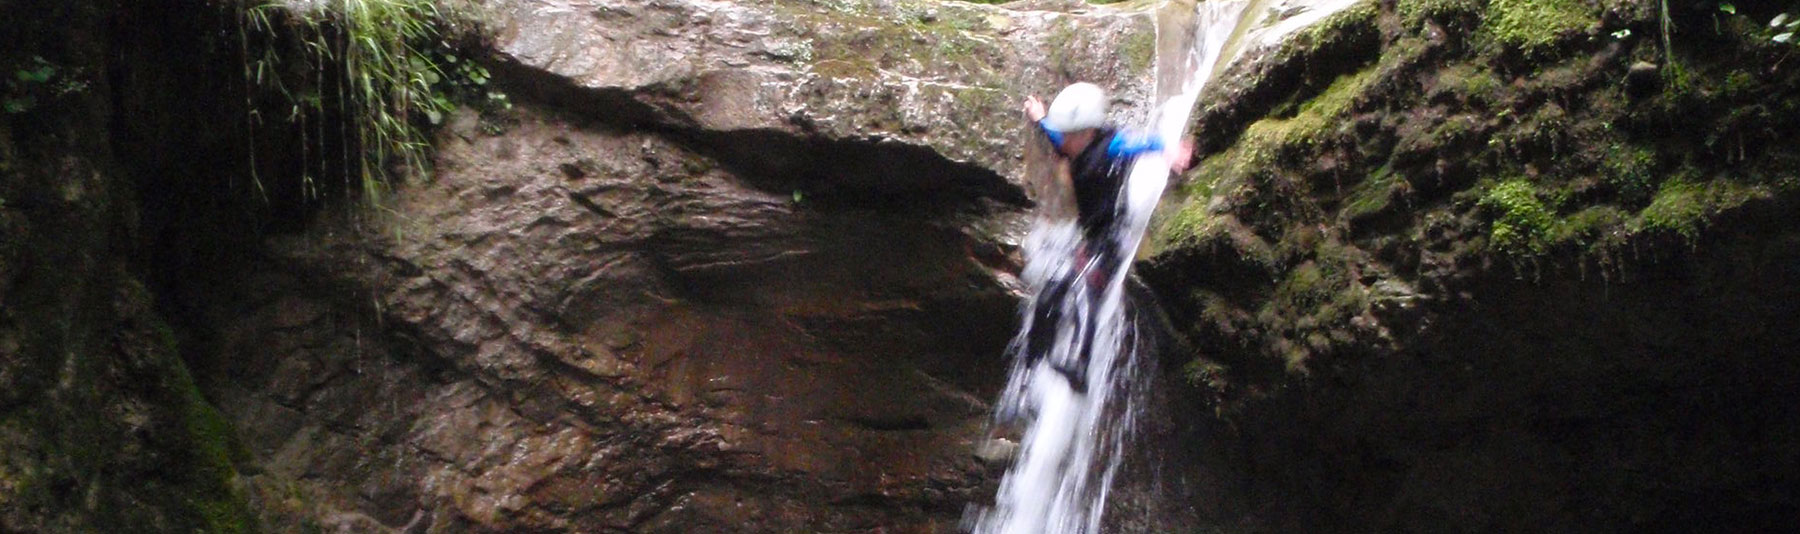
[1476, 179, 1553, 255]
[1142, 0, 1800, 530]
[1, 1, 256, 531]
[1484, 0, 1595, 55]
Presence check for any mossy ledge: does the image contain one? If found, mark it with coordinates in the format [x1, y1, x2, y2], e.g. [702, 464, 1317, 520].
[1149, 0, 1800, 389]
[1140, 0, 1800, 530]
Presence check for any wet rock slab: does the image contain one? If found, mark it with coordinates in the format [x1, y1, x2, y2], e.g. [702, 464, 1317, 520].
[217, 1, 1166, 531]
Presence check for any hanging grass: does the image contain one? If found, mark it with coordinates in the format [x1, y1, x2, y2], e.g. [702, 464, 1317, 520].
[239, 0, 495, 204]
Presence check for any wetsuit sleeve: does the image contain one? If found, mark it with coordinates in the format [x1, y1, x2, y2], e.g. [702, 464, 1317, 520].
[1037, 119, 1066, 151]
[1105, 129, 1165, 158]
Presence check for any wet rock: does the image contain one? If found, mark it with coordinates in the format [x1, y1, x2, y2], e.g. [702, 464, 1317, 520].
[1625, 60, 1660, 99]
[210, 1, 1167, 532]
[482, 0, 1158, 187]
[972, 438, 1019, 467]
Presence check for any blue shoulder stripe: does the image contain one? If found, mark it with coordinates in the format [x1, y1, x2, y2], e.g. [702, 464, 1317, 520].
[1106, 130, 1164, 158]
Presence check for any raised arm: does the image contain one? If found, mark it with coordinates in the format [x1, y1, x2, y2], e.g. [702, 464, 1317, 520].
[1023, 95, 1066, 151]
[1106, 130, 1195, 173]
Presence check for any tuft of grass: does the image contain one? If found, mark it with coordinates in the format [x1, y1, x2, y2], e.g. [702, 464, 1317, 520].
[242, 0, 489, 204]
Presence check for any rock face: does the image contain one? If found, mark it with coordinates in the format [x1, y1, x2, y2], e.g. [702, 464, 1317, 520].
[21, 0, 1798, 533]
[0, 1, 257, 532]
[1143, 1, 1800, 532]
[189, 0, 1163, 532]
[485, 0, 1158, 181]
[0, 0, 1178, 530]
[3, 0, 1170, 531]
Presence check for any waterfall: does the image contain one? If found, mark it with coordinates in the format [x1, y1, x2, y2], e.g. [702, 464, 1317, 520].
[967, 1, 1363, 533]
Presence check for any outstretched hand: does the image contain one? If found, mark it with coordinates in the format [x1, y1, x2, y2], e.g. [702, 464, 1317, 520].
[1168, 138, 1196, 174]
[1023, 95, 1047, 122]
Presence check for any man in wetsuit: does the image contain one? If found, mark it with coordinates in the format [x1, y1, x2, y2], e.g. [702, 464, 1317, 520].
[1018, 82, 1193, 393]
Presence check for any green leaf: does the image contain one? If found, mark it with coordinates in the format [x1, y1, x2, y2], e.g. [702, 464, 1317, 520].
[1776, 32, 1795, 43]
[426, 109, 443, 125]
[1773, 13, 1789, 28]
[793, 190, 804, 203]
[3, 96, 34, 113]
[15, 66, 53, 84]
[1719, 3, 1735, 15]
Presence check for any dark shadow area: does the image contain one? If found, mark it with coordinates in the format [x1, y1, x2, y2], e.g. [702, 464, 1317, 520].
[1155, 203, 1800, 534]
[104, 0, 344, 389]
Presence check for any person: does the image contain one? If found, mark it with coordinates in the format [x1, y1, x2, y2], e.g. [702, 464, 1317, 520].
[1017, 82, 1193, 394]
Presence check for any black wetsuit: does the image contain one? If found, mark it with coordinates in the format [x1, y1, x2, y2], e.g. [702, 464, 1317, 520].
[1022, 125, 1161, 393]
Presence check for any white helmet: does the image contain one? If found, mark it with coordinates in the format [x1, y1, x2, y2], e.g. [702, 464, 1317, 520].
[1043, 82, 1108, 132]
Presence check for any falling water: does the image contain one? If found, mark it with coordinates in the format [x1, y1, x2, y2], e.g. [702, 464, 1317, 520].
[968, 1, 1363, 533]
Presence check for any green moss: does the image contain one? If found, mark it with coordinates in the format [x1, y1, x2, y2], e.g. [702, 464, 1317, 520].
[153, 300, 257, 534]
[1720, 70, 1760, 99]
[1634, 180, 1707, 240]
[1150, 0, 1797, 409]
[1484, 0, 1595, 55]
[1043, 15, 1083, 76]
[1489, 102, 1573, 157]
[1629, 179, 1763, 242]
[1434, 63, 1502, 105]
[1155, 62, 1377, 251]
[1342, 165, 1402, 221]
[1246, 66, 1377, 157]
[1303, 1, 1380, 44]
[1183, 357, 1231, 392]
[1602, 143, 1659, 203]
[1550, 205, 1627, 248]
[1294, 67, 1375, 124]
[1478, 179, 1554, 255]
[0, 272, 257, 532]
[1398, 0, 1485, 29]
[1157, 199, 1224, 249]
[1279, 261, 1330, 306]
[1121, 26, 1156, 73]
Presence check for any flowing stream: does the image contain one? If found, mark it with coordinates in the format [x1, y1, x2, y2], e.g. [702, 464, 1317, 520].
[967, 1, 1363, 532]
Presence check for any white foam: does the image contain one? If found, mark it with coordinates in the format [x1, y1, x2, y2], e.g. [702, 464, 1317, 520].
[968, 1, 1365, 532]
